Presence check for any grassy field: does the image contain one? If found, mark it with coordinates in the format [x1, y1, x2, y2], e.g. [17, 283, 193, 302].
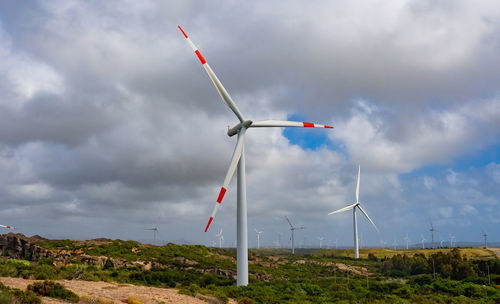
[309, 247, 500, 260]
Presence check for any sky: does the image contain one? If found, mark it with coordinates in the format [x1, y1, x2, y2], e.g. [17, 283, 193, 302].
[0, 0, 499, 248]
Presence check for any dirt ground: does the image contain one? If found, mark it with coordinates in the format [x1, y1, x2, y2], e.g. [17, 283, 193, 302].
[0, 277, 220, 304]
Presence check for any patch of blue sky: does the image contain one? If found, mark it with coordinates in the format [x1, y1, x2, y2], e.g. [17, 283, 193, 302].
[282, 113, 345, 153]
[402, 143, 500, 179]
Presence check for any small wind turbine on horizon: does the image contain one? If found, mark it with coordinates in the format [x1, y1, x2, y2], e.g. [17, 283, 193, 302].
[318, 236, 324, 249]
[179, 25, 333, 286]
[328, 165, 378, 259]
[255, 229, 263, 249]
[429, 221, 439, 248]
[404, 233, 409, 250]
[276, 232, 282, 249]
[482, 230, 488, 248]
[449, 234, 455, 248]
[216, 229, 224, 248]
[285, 216, 305, 255]
[145, 227, 158, 244]
[421, 235, 426, 249]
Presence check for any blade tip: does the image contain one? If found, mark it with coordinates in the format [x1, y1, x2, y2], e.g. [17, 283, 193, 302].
[324, 125, 334, 129]
[204, 217, 214, 232]
[178, 25, 188, 38]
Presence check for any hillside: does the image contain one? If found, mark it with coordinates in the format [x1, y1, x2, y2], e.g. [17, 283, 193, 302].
[0, 233, 498, 303]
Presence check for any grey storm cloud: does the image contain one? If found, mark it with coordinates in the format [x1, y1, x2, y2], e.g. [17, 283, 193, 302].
[0, 0, 498, 245]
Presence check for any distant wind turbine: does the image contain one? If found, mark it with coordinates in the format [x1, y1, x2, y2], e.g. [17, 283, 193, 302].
[329, 166, 378, 259]
[145, 227, 158, 244]
[276, 232, 282, 248]
[429, 221, 438, 248]
[449, 234, 455, 248]
[179, 25, 333, 286]
[482, 230, 488, 248]
[216, 229, 224, 248]
[255, 229, 263, 249]
[421, 235, 426, 249]
[318, 236, 324, 249]
[440, 239, 445, 248]
[404, 233, 409, 250]
[285, 216, 305, 254]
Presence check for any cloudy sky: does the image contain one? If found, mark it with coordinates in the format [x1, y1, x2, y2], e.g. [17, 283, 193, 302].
[0, 0, 499, 248]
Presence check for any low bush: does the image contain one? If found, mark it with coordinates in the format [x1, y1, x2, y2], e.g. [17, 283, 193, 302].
[27, 280, 79, 303]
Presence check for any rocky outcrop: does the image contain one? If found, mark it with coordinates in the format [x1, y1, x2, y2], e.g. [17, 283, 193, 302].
[0, 233, 54, 261]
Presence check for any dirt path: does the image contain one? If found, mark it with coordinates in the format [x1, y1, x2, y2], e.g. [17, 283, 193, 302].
[0, 277, 215, 304]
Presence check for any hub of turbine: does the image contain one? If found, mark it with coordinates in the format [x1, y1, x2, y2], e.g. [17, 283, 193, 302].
[228, 120, 253, 137]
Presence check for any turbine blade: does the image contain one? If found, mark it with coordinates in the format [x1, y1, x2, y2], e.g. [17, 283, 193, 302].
[356, 165, 360, 204]
[250, 120, 333, 129]
[178, 25, 245, 122]
[328, 203, 357, 215]
[357, 205, 379, 232]
[0, 224, 15, 229]
[205, 131, 246, 232]
[285, 216, 294, 228]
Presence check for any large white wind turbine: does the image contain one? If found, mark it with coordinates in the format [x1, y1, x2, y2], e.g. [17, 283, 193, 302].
[255, 229, 263, 249]
[179, 26, 333, 286]
[285, 216, 305, 255]
[328, 166, 378, 259]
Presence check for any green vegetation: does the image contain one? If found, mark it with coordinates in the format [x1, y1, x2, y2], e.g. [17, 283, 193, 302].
[27, 280, 79, 302]
[0, 282, 40, 304]
[0, 239, 498, 303]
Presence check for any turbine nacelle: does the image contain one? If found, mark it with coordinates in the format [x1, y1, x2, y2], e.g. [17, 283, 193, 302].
[228, 120, 253, 137]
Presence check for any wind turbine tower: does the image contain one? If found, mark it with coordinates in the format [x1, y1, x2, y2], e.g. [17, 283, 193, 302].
[328, 166, 378, 259]
[429, 221, 438, 248]
[421, 235, 426, 249]
[482, 231, 488, 248]
[318, 236, 324, 249]
[255, 229, 263, 249]
[145, 227, 158, 244]
[404, 233, 409, 250]
[285, 216, 305, 254]
[216, 229, 224, 248]
[179, 26, 333, 286]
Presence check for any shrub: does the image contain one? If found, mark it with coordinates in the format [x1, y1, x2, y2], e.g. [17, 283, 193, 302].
[27, 280, 79, 303]
[33, 265, 57, 280]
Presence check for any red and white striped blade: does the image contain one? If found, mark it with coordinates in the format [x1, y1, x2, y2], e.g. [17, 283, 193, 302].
[250, 120, 334, 129]
[205, 130, 247, 232]
[0, 224, 15, 229]
[178, 25, 245, 123]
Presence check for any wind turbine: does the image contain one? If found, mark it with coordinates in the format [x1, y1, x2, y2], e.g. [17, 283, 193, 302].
[0, 224, 16, 231]
[179, 26, 333, 286]
[421, 235, 426, 249]
[216, 229, 224, 248]
[318, 236, 324, 249]
[328, 165, 378, 259]
[482, 230, 488, 248]
[255, 229, 263, 249]
[404, 233, 409, 250]
[276, 232, 282, 248]
[429, 221, 438, 248]
[145, 227, 158, 244]
[285, 216, 305, 255]
[449, 234, 455, 248]
[440, 239, 445, 248]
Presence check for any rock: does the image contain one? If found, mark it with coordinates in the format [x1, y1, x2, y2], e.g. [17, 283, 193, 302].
[0, 233, 54, 261]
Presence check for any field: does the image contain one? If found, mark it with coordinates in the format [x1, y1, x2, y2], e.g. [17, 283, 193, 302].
[0, 235, 499, 303]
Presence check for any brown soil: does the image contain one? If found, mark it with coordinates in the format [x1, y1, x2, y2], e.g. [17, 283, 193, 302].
[0, 277, 220, 304]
